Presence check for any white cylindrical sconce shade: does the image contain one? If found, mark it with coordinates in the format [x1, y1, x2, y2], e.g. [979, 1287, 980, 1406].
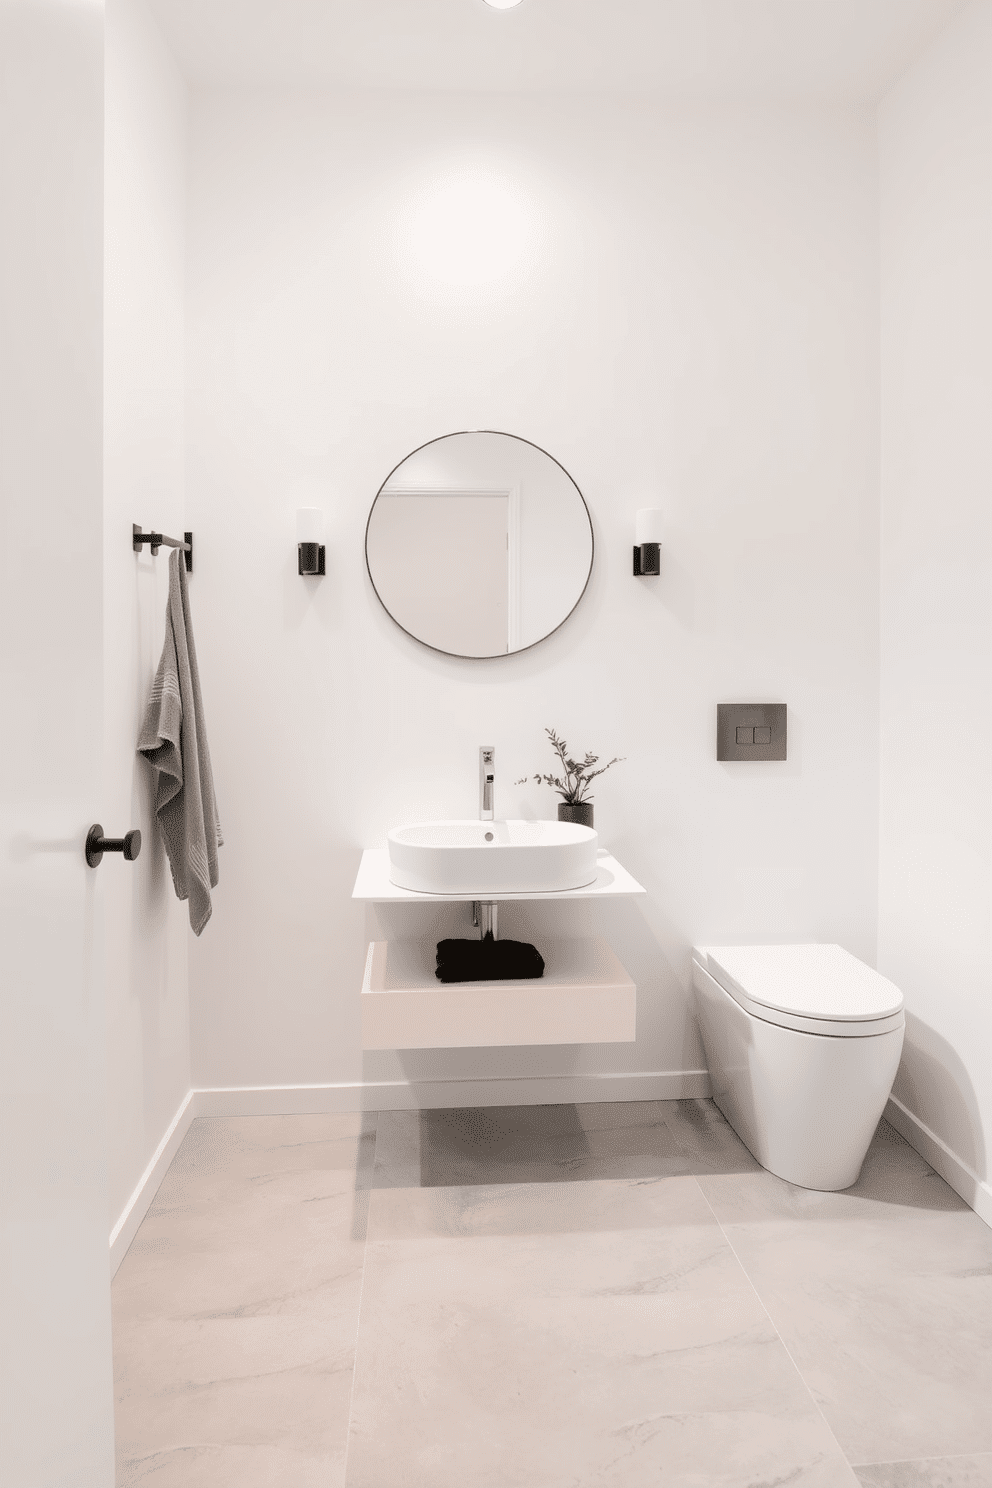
[296, 507, 324, 543]
[635, 508, 664, 545]
[297, 508, 326, 576]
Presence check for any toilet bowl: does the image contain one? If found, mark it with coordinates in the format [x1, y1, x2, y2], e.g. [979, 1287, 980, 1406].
[692, 944, 904, 1191]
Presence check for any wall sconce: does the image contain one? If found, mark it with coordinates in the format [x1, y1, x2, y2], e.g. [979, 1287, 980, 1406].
[297, 508, 325, 576]
[633, 509, 663, 576]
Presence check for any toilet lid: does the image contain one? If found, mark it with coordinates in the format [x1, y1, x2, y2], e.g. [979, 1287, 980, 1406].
[698, 944, 904, 1023]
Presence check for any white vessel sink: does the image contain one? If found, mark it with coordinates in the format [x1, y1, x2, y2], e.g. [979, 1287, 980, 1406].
[387, 819, 598, 896]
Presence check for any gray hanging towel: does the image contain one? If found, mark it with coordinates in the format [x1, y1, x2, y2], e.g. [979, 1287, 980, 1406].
[137, 547, 222, 934]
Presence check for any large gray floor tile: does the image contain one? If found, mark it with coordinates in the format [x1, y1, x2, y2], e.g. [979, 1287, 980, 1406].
[113, 1114, 373, 1488]
[696, 1123, 992, 1465]
[112, 1103, 992, 1487]
[854, 1456, 992, 1487]
[371, 1100, 694, 1188]
[346, 1175, 859, 1488]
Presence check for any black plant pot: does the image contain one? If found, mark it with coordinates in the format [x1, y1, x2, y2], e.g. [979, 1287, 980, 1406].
[558, 801, 594, 829]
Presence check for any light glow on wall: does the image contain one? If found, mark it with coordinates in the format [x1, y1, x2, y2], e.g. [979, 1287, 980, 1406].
[399, 168, 534, 291]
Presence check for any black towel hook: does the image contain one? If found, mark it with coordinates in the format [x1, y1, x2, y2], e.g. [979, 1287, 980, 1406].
[133, 523, 193, 573]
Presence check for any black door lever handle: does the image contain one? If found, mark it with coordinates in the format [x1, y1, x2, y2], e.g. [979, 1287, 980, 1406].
[86, 824, 141, 867]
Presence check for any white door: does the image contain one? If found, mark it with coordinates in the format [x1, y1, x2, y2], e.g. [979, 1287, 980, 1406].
[0, 5, 115, 1484]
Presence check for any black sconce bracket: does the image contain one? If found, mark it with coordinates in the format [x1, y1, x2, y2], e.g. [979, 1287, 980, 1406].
[298, 542, 326, 576]
[633, 542, 661, 576]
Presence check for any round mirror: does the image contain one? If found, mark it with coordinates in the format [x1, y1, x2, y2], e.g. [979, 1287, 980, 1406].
[365, 431, 594, 658]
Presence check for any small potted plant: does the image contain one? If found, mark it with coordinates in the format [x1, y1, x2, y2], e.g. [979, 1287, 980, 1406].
[516, 728, 624, 829]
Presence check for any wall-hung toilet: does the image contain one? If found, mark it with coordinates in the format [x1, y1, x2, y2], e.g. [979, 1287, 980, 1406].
[692, 944, 905, 1191]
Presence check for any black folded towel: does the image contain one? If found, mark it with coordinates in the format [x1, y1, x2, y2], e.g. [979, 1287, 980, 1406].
[436, 934, 545, 983]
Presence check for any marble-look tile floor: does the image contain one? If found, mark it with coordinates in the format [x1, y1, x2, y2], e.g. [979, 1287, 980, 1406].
[112, 1101, 992, 1487]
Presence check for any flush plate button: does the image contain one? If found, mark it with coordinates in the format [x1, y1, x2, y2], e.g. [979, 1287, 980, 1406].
[718, 704, 787, 761]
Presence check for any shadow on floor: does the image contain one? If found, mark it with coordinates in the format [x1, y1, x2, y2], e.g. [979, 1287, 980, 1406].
[362, 1099, 972, 1218]
[368, 1098, 731, 1190]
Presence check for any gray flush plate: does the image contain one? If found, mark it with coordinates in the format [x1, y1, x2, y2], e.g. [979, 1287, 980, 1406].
[717, 703, 787, 761]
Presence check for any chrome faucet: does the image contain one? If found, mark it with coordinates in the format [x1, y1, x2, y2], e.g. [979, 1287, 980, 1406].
[479, 746, 495, 820]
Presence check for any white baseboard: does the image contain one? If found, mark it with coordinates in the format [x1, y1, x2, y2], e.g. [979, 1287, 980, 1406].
[194, 1069, 711, 1117]
[109, 1089, 197, 1275]
[885, 1094, 992, 1231]
[110, 1071, 712, 1268]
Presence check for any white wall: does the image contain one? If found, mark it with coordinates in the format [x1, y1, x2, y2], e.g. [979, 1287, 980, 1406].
[878, 1, 992, 1215]
[0, 3, 115, 1481]
[185, 89, 882, 1103]
[104, 0, 191, 1237]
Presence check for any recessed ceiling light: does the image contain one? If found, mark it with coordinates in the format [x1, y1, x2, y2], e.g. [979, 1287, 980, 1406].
[483, 0, 524, 9]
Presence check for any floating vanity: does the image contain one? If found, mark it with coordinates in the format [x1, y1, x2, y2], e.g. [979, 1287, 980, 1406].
[353, 844, 645, 1050]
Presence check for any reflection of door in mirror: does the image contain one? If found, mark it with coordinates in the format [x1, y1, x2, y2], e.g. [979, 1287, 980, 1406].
[370, 491, 513, 656]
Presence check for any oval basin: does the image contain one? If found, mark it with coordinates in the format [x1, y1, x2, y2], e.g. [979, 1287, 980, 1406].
[387, 819, 598, 896]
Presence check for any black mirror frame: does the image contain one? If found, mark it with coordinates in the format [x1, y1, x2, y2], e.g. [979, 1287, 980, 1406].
[365, 430, 595, 660]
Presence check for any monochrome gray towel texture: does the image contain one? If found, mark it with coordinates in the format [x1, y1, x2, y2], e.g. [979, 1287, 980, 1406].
[137, 548, 222, 935]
